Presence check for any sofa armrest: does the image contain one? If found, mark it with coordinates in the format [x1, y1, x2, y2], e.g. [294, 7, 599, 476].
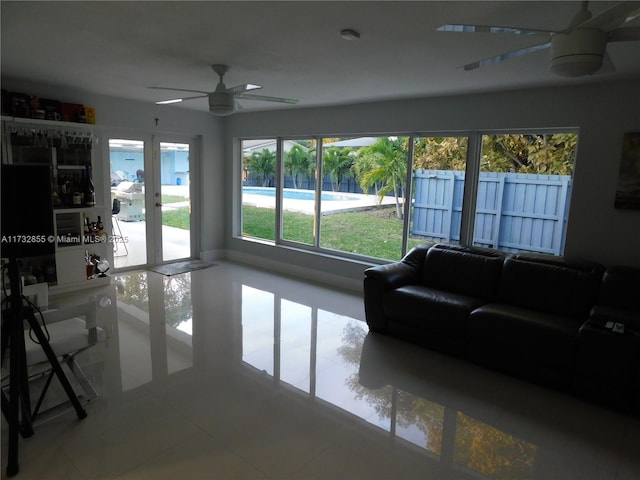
[589, 306, 640, 330]
[364, 261, 419, 291]
[363, 243, 432, 332]
[364, 264, 416, 333]
[364, 242, 431, 289]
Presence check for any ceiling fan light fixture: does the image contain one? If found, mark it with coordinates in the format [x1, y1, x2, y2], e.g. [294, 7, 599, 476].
[550, 54, 604, 77]
[550, 29, 607, 77]
[209, 91, 235, 116]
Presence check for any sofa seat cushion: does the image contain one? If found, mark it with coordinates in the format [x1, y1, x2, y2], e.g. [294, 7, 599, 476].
[383, 285, 486, 337]
[468, 303, 580, 381]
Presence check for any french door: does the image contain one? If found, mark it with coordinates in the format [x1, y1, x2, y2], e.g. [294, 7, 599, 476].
[108, 134, 195, 270]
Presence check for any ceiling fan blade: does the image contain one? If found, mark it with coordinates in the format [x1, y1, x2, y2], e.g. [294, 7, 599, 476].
[155, 94, 207, 105]
[580, 1, 640, 31]
[156, 98, 182, 105]
[235, 93, 298, 104]
[148, 86, 211, 95]
[460, 42, 551, 71]
[228, 83, 263, 94]
[437, 24, 555, 35]
[609, 26, 640, 42]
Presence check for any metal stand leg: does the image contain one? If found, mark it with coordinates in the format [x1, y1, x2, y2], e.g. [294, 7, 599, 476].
[112, 215, 128, 257]
[1, 259, 87, 476]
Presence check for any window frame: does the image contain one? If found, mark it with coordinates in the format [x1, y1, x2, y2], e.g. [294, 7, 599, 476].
[237, 127, 579, 262]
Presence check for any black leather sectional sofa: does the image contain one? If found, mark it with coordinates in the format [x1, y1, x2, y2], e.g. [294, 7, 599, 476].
[364, 243, 640, 411]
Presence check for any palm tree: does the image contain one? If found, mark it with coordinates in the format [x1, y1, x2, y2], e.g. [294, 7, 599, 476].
[353, 137, 408, 219]
[284, 144, 312, 189]
[247, 148, 276, 186]
[323, 146, 355, 191]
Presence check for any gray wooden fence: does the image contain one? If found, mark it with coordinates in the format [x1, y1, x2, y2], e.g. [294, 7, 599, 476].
[411, 170, 572, 255]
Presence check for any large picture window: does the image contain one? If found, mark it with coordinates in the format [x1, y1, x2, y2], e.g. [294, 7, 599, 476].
[238, 131, 578, 261]
[319, 136, 409, 260]
[473, 133, 577, 254]
[282, 138, 316, 246]
[410, 136, 469, 248]
[241, 139, 277, 242]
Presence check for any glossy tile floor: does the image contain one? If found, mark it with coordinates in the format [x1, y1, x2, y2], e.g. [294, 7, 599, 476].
[2, 261, 640, 479]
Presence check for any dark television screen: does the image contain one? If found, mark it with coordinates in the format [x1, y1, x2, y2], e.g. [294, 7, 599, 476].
[1, 164, 55, 258]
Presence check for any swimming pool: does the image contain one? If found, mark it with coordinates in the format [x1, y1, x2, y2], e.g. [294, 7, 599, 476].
[243, 187, 358, 201]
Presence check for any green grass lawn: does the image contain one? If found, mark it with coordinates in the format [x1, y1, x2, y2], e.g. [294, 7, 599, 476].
[140, 196, 190, 228]
[159, 200, 425, 261]
[243, 205, 425, 260]
[162, 194, 188, 204]
[158, 195, 190, 229]
[162, 207, 190, 229]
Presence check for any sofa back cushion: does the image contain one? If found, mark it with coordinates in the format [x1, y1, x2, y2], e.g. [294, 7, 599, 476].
[598, 266, 640, 312]
[498, 254, 603, 319]
[421, 244, 505, 299]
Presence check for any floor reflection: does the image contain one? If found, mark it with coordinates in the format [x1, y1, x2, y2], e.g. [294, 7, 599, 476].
[114, 267, 537, 478]
[113, 271, 193, 390]
[11, 262, 634, 480]
[239, 283, 537, 479]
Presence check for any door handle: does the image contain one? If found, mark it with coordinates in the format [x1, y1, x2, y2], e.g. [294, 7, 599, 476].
[155, 202, 162, 207]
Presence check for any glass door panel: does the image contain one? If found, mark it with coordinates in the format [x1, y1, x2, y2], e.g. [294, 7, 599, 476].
[159, 141, 191, 262]
[109, 138, 146, 269]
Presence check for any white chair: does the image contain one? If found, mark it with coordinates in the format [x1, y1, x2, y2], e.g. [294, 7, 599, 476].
[2, 297, 105, 423]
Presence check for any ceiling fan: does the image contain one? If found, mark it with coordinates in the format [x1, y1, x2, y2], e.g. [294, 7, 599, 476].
[437, 1, 640, 77]
[151, 64, 298, 115]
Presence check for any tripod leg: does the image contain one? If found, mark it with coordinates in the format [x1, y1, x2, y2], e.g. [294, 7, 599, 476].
[18, 337, 34, 438]
[6, 314, 21, 477]
[1, 314, 10, 363]
[5, 260, 27, 477]
[24, 309, 87, 420]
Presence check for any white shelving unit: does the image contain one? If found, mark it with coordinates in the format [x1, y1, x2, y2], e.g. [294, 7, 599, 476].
[1, 116, 112, 292]
[53, 207, 110, 289]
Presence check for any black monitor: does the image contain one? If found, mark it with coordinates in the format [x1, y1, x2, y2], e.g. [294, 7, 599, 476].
[1, 164, 55, 258]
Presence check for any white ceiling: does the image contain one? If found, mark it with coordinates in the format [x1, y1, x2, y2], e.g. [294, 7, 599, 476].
[2, 1, 640, 114]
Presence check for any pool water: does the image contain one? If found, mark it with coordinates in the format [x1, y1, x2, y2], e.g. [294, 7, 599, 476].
[243, 187, 358, 201]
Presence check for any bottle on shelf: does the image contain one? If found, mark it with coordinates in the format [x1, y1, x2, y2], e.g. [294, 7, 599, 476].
[52, 189, 62, 207]
[83, 215, 91, 243]
[96, 216, 106, 243]
[84, 165, 95, 207]
[52, 169, 62, 207]
[60, 175, 71, 207]
[85, 250, 94, 279]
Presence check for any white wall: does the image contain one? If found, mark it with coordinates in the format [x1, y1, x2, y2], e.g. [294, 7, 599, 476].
[5, 77, 638, 292]
[1, 77, 225, 259]
[224, 79, 640, 288]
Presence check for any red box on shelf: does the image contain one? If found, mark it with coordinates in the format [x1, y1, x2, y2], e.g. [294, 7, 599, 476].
[60, 102, 84, 123]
